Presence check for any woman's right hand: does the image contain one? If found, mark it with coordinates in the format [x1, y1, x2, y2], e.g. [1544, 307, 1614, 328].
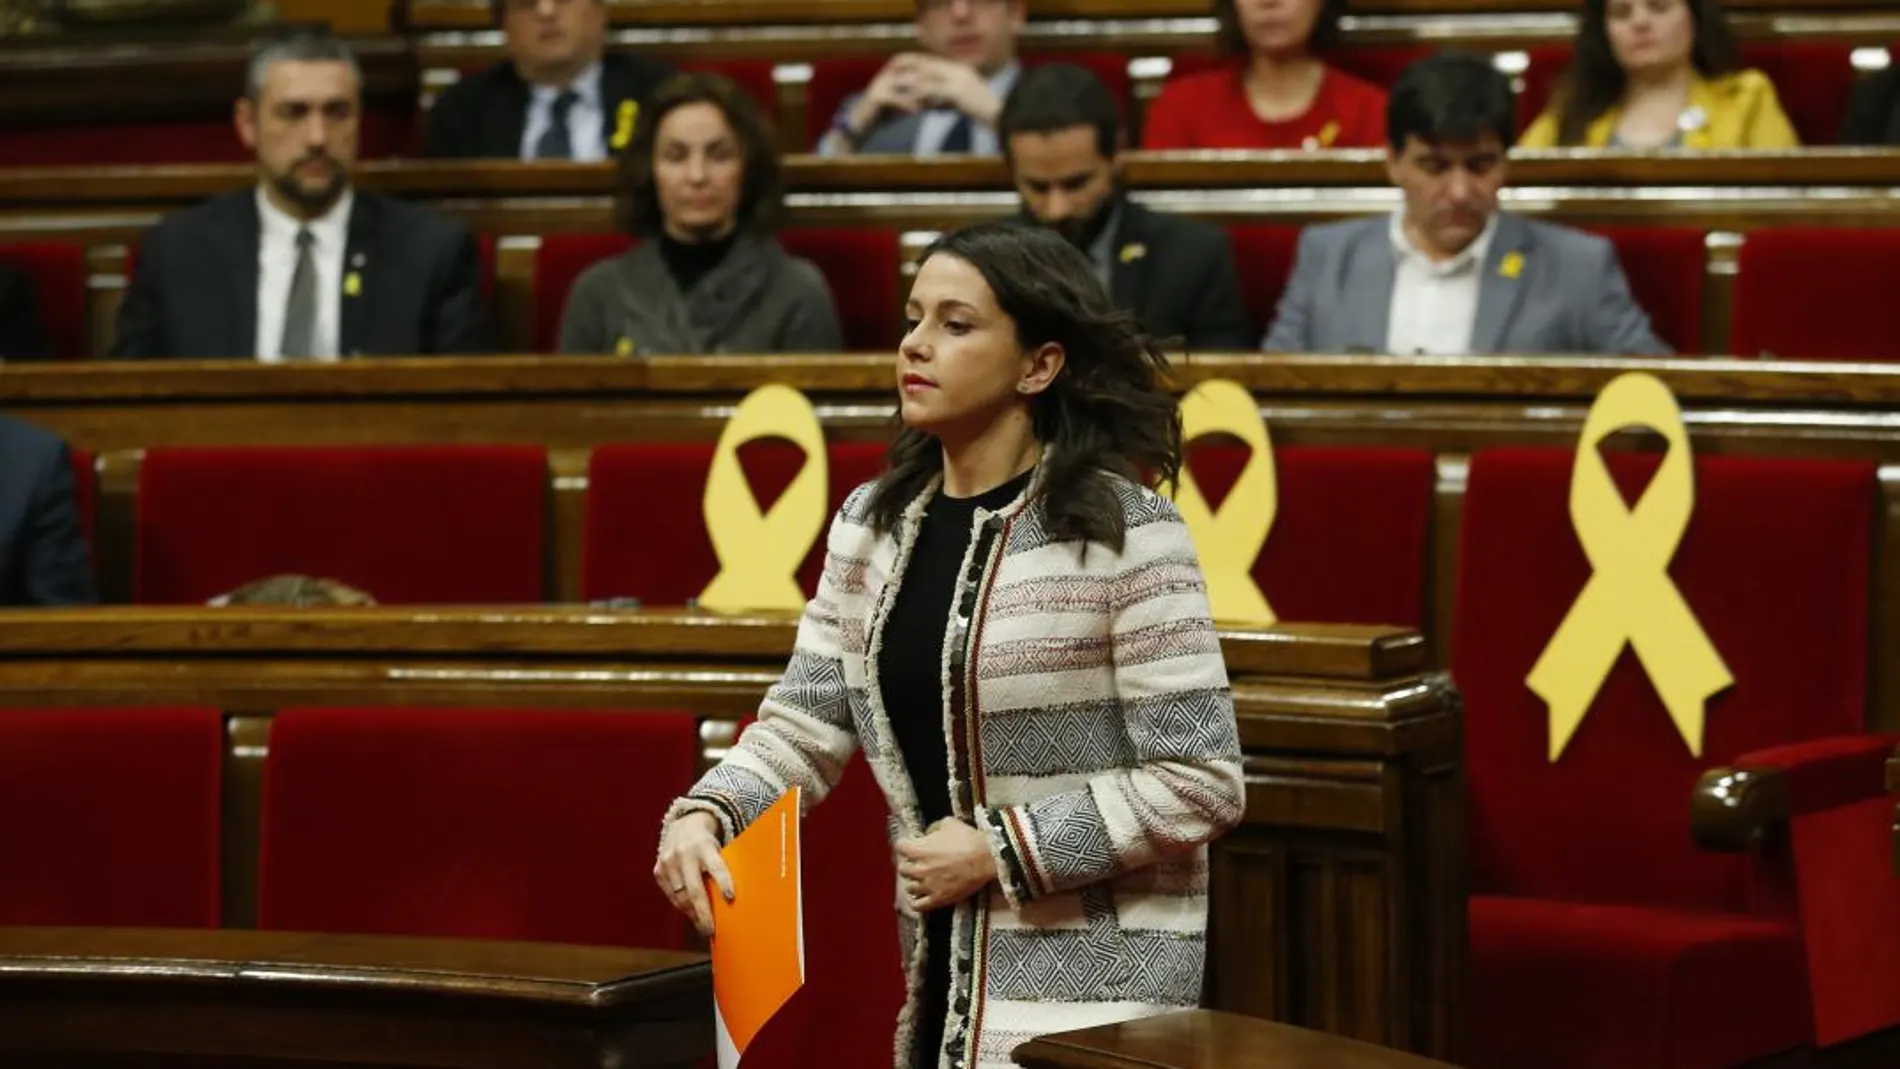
[654, 810, 734, 938]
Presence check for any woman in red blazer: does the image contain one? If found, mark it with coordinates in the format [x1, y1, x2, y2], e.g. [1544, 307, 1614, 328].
[1144, 0, 1387, 150]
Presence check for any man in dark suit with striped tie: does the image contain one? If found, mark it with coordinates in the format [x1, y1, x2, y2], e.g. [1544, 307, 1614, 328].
[422, 0, 674, 161]
[113, 30, 492, 360]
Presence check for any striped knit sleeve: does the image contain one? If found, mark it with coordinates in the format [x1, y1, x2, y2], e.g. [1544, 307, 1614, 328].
[977, 495, 1245, 904]
[662, 492, 869, 843]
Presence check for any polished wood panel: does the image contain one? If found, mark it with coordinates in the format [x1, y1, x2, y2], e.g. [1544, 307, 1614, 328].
[0, 926, 710, 1069]
[403, 0, 1897, 29]
[0, 608, 1461, 1061]
[1012, 1009, 1461, 1069]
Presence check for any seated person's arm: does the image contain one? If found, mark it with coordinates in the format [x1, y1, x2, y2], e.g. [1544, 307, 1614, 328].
[1742, 76, 1800, 149]
[1187, 233, 1255, 351]
[426, 228, 496, 354]
[1586, 243, 1670, 356]
[0, 268, 51, 360]
[110, 231, 168, 359]
[775, 267, 845, 353]
[21, 443, 95, 606]
[556, 264, 615, 354]
[1261, 230, 1321, 353]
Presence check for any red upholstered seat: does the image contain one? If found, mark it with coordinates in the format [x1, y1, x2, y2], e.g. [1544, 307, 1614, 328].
[1183, 443, 1435, 628]
[1168, 44, 1434, 91]
[1583, 226, 1706, 354]
[259, 706, 699, 948]
[1222, 225, 1301, 344]
[0, 706, 222, 927]
[681, 59, 780, 116]
[1455, 449, 1899, 1069]
[533, 232, 635, 353]
[583, 439, 886, 605]
[0, 242, 89, 359]
[136, 445, 548, 604]
[780, 226, 900, 352]
[1731, 228, 1900, 360]
[2, 111, 413, 167]
[804, 53, 1133, 148]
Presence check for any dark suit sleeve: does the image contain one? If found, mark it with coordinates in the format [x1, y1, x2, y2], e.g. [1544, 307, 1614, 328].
[422, 81, 482, 159]
[1840, 69, 1900, 145]
[20, 441, 96, 606]
[1584, 240, 1670, 356]
[425, 225, 496, 354]
[1262, 229, 1320, 353]
[0, 267, 51, 360]
[110, 225, 169, 358]
[1182, 229, 1255, 352]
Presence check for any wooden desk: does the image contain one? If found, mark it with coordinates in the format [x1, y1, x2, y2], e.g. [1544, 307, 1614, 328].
[1013, 1009, 1461, 1069]
[5, 153, 1898, 357]
[0, 926, 710, 1069]
[0, 607, 1463, 1061]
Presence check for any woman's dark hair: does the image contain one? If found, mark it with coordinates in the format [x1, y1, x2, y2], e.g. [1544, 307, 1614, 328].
[867, 221, 1183, 553]
[1386, 51, 1518, 151]
[614, 71, 784, 237]
[1216, 0, 1349, 56]
[1553, 0, 1741, 145]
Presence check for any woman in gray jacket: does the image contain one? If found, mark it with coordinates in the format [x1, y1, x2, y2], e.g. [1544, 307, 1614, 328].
[558, 72, 844, 355]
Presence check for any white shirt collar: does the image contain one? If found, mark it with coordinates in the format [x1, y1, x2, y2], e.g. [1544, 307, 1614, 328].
[1389, 210, 1499, 278]
[255, 184, 353, 249]
[528, 60, 604, 109]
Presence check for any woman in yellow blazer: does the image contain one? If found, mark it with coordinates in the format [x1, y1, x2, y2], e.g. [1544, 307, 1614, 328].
[1521, 0, 1799, 149]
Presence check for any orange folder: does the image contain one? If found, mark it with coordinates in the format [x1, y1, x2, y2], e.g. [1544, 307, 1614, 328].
[710, 786, 806, 1069]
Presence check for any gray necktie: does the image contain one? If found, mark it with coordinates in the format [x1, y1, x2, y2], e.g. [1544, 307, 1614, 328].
[279, 228, 318, 360]
[535, 90, 578, 160]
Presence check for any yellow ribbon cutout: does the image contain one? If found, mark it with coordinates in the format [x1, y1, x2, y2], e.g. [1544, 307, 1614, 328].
[610, 100, 638, 151]
[1173, 379, 1277, 625]
[699, 385, 830, 613]
[1526, 372, 1732, 761]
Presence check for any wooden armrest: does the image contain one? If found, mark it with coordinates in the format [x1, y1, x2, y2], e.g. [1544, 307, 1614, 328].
[1010, 1010, 1459, 1069]
[1691, 767, 1790, 852]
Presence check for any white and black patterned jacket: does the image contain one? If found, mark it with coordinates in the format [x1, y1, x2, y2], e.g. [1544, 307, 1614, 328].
[667, 465, 1245, 1069]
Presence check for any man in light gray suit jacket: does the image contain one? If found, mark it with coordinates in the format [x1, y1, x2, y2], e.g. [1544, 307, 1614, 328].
[816, 0, 1024, 157]
[1264, 52, 1667, 357]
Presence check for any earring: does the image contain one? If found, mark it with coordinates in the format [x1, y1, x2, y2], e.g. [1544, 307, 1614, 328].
[1017, 382, 1030, 393]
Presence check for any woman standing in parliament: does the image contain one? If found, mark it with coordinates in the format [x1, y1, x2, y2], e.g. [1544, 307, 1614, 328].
[557, 71, 843, 355]
[653, 221, 1244, 1069]
[1520, 0, 1798, 148]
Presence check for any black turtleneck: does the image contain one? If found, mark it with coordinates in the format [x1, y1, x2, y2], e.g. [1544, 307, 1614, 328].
[877, 466, 1034, 1069]
[658, 229, 738, 294]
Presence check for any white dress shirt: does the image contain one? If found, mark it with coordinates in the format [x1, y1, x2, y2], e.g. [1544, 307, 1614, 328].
[1384, 212, 1498, 356]
[915, 62, 1021, 156]
[254, 187, 352, 362]
[520, 61, 606, 162]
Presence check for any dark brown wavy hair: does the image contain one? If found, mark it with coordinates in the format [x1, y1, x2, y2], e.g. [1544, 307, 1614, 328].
[613, 71, 784, 237]
[867, 221, 1183, 553]
[1216, 0, 1349, 56]
[1552, 0, 1741, 145]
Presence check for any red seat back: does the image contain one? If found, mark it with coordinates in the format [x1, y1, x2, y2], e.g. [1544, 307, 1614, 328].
[0, 706, 223, 927]
[1732, 227, 1900, 360]
[780, 226, 900, 351]
[136, 445, 548, 604]
[533, 233, 637, 353]
[583, 439, 886, 605]
[1742, 42, 1857, 146]
[0, 242, 88, 359]
[1183, 444, 1436, 628]
[1454, 450, 1873, 912]
[1584, 226, 1706, 354]
[681, 59, 782, 118]
[259, 706, 699, 948]
[1222, 224, 1302, 343]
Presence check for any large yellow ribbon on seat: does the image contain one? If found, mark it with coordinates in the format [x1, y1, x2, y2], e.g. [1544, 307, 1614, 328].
[1525, 372, 1732, 761]
[1174, 379, 1277, 625]
[698, 385, 829, 613]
